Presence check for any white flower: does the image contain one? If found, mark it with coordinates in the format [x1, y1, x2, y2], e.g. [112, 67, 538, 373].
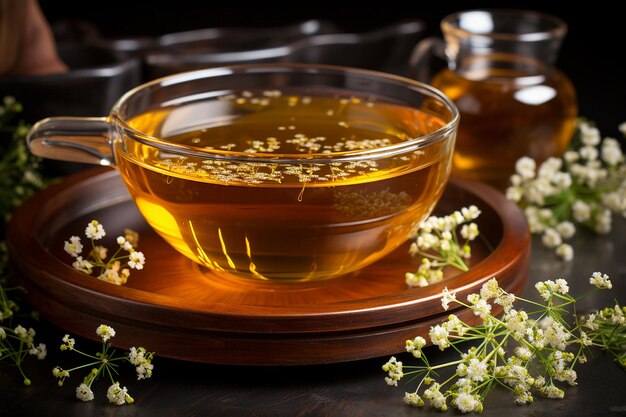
[556, 221, 576, 239]
[515, 157, 536, 179]
[572, 200, 591, 222]
[479, 278, 500, 301]
[467, 294, 491, 319]
[405, 336, 426, 358]
[61, 334, 75, 350]
[72, 256, 93, 274]
[535, 279, 569, 301]
[541, 317, 571, 350]
[382, 356, 403, 386]
[555, 244, 573, 261]
[540, 384, 564, 399]
[594, 208, 612, 234]
[29, 343, 47, 359]
[465, 358, 488, 382]
[117, 236, 126, 245]
[423, 383, 447, 410]
[601, 138, 624, 165]
[14, 325, 35, 344]
[76, 383, 94, 402]
[403, 392, 423, 407]
[495, 292, 516, 313]
[461, 205, 481, 221]
[589, 272, 612, 289]
[96, 324, 116, 342]
[542, 228, 562, 248]
[98, 262, 127, 285]
[611, 304, 625, 325]
[563, 150, 579, 164]
[128, 251, 145, 270]
[129, 346, 154, 380]
[580, 122, 601, 146]
[506, 186, 523, 202]
[454, 391, 481, 413]
[514, 346, 533, 361]
[429, 325, 450, 350]
[93, 245, 108, 261]
[63, 236, 83, 258]
[106, 382, 133, 405]
[85, 220, 106, 240]
[441, 287, 457, 311]
[0, 328, 5, 340]
[619, 121, 626, 135]
[460, 223, 479, 240]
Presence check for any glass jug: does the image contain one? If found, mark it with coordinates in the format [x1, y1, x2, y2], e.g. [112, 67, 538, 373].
[412, 9, 577, 189]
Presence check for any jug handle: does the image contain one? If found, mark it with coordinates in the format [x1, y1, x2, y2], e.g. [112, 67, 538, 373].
[409, 37, 446, 82]
[27, 117, 114, 166]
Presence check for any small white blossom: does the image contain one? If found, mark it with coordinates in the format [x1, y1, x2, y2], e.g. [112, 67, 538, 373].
[441, 287, 457, 311]
[106, 382, 133, 405]
[72, 256, 93, 274]
[542, 228, 562, 248]
[61, 334, 75, 350]
[64, 236, 83, 258]
[572, 200, 591, 222]
[465, 358, 488, 382]
[429, 325, 450, 350]
[601, 138, 624, 165]
[540, 384, 564, 399]
[382, 356, 403, 386]
[555, 221, 576, 239]
[423, 383, 447, 410]
[454, 391, 481, 413]
[28, 343, 47, 359]
[580, 123, 601, 146]
[76, 383, 94, 402]
[555, 243, 573, 261]
[589, 272, 612, 289]
[96, 324, 116, 342]
[515, 157, 536, 179]
[403, 392, 423, 407]
[479, 278, 500, 300]
[128, 251, 145, 270]
[85, 220, 106, 240]
[405, 336, 426, 358]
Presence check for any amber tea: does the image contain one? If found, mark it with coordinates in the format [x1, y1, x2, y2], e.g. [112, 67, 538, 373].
[116, 90, 451, 281]
[432, 66, 576, 188]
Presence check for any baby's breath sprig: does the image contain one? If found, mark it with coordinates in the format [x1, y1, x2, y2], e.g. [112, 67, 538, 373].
[54, 324, 154, 405]
[0, 285, 46, 385]
[506, 120, 626, 261]
[405, 206, 481, 287]
[64, 221, 146, 285]
[383, 272, 625, 413]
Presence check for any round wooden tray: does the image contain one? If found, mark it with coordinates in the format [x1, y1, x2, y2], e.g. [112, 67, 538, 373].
[8, 168, 529, 365]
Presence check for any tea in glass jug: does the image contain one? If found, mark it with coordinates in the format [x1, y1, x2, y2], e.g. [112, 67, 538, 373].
[412, 10, 577, 188]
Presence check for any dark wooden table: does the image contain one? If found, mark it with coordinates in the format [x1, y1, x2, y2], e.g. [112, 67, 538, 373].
[2, 215, 625, 416]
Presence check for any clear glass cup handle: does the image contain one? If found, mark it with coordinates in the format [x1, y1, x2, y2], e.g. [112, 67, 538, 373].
[409, 37, 446, 82]
[27, 117, 114, 166]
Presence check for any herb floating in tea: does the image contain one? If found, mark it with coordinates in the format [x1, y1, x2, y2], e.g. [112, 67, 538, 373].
[384, 273, 626, 413]
[405, 206, 481, 287]
[64, 221, 145, 285]
[54, 324, 154, 405]
[506, 119, 626, 260]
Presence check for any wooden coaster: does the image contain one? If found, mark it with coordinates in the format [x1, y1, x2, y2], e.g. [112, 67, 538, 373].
[8, 168, 529, 364]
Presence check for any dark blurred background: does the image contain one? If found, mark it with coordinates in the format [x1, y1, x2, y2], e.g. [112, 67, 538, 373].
[34, 1, 625, 136]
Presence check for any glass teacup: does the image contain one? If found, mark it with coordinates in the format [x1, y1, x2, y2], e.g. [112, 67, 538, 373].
[27, 64, 459, 282]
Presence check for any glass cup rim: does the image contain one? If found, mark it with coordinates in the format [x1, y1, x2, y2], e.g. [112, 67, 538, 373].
[441, 9, 567, 42]
[110, 63, 459, 164]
